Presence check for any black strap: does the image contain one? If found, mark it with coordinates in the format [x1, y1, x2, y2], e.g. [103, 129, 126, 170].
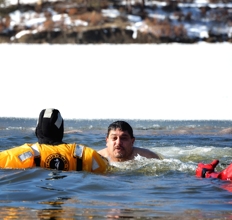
[34, 157, 41, 167]
[202, 168, 208, 178]
[76, 158, 83, 171]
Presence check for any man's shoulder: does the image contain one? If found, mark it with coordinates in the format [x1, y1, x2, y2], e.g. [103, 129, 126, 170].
[98, 148, 108, 157]
[133, 147, 161, 159]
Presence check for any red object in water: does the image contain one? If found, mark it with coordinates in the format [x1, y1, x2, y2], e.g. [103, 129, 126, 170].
[218, 163, 232, 181]
[195, 160, 219, 178]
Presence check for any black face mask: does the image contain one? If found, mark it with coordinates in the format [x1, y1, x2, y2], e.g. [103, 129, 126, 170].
[35, 108, 64, 145]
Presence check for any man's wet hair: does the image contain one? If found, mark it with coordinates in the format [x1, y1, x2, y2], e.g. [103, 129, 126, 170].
[107, 121, 134, 138]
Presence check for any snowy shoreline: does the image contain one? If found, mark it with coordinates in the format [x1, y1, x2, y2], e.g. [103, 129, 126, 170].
[1, 0, 232, 44]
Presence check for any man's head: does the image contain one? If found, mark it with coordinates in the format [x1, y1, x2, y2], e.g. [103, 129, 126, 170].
[35, 108, 64, 145]
[107, 121, 134, 139]
[106, 121, 135, 161]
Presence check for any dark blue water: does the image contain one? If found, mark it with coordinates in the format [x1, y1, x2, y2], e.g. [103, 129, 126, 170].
[0, 118, 232, 219]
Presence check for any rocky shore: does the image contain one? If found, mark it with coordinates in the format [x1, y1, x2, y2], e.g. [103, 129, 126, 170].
[0, 0, 232, 44]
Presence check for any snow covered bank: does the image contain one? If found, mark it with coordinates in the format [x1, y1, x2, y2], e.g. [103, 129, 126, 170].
[1, 0, 232, 43]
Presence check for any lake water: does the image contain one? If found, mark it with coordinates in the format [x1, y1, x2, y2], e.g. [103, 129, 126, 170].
[1, 118, 232, 219]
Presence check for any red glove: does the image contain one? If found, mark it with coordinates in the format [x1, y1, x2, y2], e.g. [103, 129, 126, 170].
[195, 160, 219, 178]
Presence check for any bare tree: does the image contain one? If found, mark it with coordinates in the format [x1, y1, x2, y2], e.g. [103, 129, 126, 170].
[126, 0, 146, 14]
[142, 0, 145, 7]
[141, 0, 145, 11]
[0, 0, 5, 6]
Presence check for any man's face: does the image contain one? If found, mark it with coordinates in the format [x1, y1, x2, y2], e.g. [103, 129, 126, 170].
[106, 128, 135, 160]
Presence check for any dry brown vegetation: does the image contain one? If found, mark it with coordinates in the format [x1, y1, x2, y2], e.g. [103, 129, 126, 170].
[0, 0, 231, 44]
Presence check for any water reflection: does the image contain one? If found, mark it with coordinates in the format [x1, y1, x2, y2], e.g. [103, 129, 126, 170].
[1, 206, 232, 219]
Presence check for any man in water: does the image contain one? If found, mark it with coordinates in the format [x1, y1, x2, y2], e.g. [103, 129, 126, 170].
[0, 108, 109, 173]
[98, 121, 162, 162]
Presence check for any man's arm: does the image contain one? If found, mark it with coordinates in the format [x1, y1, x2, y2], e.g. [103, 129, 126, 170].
[134, 147, 163, 159]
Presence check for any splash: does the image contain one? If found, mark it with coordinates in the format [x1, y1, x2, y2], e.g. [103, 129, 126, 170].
[108, 154, 197, 176]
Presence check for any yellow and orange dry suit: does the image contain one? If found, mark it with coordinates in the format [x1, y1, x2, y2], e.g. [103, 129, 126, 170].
[0, 143, 109, 173]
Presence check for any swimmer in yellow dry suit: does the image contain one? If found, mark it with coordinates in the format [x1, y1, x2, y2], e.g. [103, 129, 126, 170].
[0, 108, 109, 173]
